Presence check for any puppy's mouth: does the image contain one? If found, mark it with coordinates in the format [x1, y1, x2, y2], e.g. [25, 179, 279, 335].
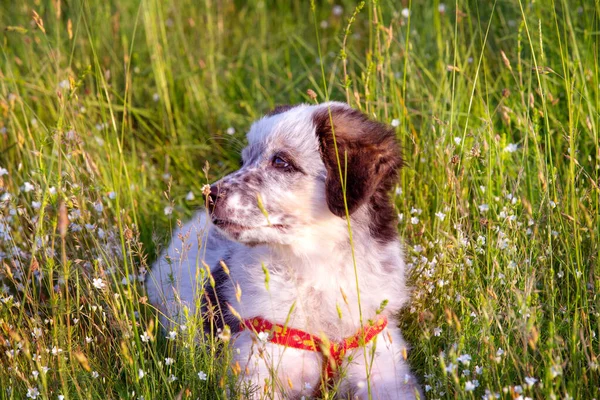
[212, 218, 251, 233]
[211, 218, 287, 232]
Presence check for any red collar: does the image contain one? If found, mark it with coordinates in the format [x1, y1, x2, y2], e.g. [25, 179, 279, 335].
[240, 315, 388, 382]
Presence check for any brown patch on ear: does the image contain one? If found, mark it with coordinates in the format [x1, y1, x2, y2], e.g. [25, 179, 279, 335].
[266, 104, 296, 116]
[313, 105, 403, 219]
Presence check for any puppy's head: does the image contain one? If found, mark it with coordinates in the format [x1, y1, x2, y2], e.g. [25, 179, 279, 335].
[208, 102, 402, 246]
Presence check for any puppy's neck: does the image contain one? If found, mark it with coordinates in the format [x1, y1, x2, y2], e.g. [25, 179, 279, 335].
[271, 207, 388, 273]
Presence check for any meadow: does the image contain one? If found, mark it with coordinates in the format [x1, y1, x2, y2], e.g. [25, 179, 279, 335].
[0, 0, 599, 398]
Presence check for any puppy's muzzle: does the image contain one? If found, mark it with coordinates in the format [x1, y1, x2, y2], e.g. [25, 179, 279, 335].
[207, 185, 225, 213]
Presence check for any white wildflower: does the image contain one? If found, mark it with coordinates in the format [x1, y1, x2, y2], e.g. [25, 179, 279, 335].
[465, 381, 476, 391]
[164, 205, 173, 216]
[92, 278, 105, 290]
[70, 223, 82, 232]
[332, 5, 343, 16]
[198, 371, 207, 380]
[401, 8, 410, 18]
[457, 354, 471, 365]
[94, 202, 103, 213]
[504, 143, 518, 153]
[410, 216, 419, 225]
[444, 362, 457, 374]
[166, 330, 177, 340]
[514, 385, 523, 394]
[435, 211, 446, 221]
[165, 357, 175, 366]
[186, 191, 195, 201]
[226, 127, 235, 135]
[391, 119, 400, 127]
[140, 332, 151, 343]
[27, 387, 40, 399]
[524, 377, 537, 387]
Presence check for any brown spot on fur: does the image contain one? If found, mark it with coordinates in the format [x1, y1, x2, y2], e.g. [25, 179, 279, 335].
[313, 104, 403, 243]
[203, 258, 241, 335]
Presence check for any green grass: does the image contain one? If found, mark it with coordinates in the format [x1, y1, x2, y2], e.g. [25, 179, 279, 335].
[0, 0, 599, 398]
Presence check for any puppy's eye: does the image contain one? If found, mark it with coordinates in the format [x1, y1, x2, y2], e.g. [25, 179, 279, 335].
[272, 156, 290, 169]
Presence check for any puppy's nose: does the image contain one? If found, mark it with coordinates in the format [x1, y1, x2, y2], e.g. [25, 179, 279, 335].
[207, 185, 222, 210]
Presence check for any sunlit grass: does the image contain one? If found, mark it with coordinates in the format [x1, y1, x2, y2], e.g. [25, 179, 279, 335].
[0, 0, 599, 399]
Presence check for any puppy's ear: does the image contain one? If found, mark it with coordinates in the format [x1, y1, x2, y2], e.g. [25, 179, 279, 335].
[313, 105, 402, 217]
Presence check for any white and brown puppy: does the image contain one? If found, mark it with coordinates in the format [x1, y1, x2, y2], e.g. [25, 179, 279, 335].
[147, 102, 421, 399]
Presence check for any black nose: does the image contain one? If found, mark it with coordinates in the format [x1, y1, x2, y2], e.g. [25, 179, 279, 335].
[208, 185, 221, 210]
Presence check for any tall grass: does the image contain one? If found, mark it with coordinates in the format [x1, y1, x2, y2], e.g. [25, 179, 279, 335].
[0, 0, 598, 398]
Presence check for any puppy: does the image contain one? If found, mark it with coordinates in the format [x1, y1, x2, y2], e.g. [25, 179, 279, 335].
[147, 102, 421, 399]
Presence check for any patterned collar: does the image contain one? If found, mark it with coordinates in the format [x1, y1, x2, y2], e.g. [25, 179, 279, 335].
[240, 314, 388, 390]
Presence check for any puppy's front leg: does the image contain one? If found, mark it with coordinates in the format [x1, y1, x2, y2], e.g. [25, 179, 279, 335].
[341, 329, 422, 400]
[233, 331, 322, 399]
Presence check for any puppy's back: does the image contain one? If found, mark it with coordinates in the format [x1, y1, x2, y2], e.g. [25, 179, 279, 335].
[147, 211, 234, 330]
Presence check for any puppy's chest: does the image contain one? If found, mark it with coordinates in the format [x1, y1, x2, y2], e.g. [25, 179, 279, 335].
[229, 258, 380, 338]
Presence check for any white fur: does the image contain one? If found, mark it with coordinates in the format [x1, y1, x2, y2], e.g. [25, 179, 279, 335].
[147, 103, 421, 399]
